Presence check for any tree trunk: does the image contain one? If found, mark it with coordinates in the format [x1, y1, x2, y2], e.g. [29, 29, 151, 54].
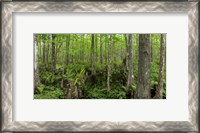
[42, 41, 46, 63]
[39, 37, 42, 62]
[100, 34, 103, 64]
[71, 38, 74, 63]
[66, 35, 70, 65]
[91, 34, 95, 74]
[52, 34, 56, 72]
[113, 35, 116, 62]
[121, 35, 123, 61]
[135, 34, 151, 99]
[105, 35, 107, 64]
[127, 34, 133, 97]
[46, 35, 50, 66]
[136, 34, 139, 61]
[34, 35, 41, 91]
[107, 34, 112, 95]
[154, 34, 165, 99]
[151, 34, 153, 62]
[124, 34, 129, 71]
[79, 37, 82, 62]
[95, 34, 98, 63]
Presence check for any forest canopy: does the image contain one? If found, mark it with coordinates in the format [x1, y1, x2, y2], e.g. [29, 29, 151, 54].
[34, 34, 166, 99]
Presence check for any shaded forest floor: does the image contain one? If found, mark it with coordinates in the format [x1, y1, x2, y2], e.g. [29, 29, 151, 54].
[34, 61, 166, 99]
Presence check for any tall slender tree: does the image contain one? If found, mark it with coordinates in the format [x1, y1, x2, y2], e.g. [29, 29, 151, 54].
[52, 34, 56, 72]
[150, 34, 153, 62]
[34, 35, 41, 91]
[100, 34, 103, 64]
[113, 35, 116, 62]
[81, 34, 85, 62]
[91, 34, 95, 74]
[120, 35, 123, 61]
[107, 34, 112, 95]
[135, 34, 139, 61]
[42, 36, 46, 63]
[135, 34, 151, 99]
[105, 35, 107, 63]
[71, 36, 74, 63]
[95, 34, 98, 62]
[79, 35, 82, 62]
[154, 34, 165, 99]
[127, 34, 133, 97]
[46, 34, 50, 66]
[124, 34, 129, 71]
[39, 35, 42, 62]
[66, 35, 70, 65]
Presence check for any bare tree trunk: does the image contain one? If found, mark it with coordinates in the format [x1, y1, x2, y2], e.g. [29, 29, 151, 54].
[121, 35, 123, 62]
[34, 35, 41, 91]
[107, 34, 112, 95]
[151, 34, 153, 62]
[39, 38, 42, 62]
[122, 34, 128, 73]
[135, 34, 151, 99]
[100, 34, 103, 64]
[113, 35, 116, 62]
[154, 34, 165, 99]
[46, 35, 50, 66]
[127, 34, 133, 97]
[136, 34, 139, 61]
[105, 35, 107, 63]
[91, 34, 95, 74]
[124, 34, 129, 70]
[79, 37, 82, 62]
[71, 37, 74, 64]
[82, 35, 85, 62]
[42, 41, 46, 63]
[95, 34, 98, 63]
[66, 35, 70, 65]
[52, 34, 56, 72]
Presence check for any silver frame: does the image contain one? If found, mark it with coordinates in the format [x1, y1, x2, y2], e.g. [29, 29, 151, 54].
[1, 1, 199, 132]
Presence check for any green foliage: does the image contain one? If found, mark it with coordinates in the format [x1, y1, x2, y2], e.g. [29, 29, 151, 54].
[82, 83, 127, 99]
[35, 34, 166, 99]
[131, 84, 137, 91]
[108, 88, 126, 99]
[37, 84, 45, 93]
[34, 87, 64, 99]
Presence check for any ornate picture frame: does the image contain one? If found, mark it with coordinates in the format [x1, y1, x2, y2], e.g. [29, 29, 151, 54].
[1, 1, 199, 132]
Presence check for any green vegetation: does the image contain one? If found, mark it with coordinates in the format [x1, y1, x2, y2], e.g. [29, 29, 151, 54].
[34, 34, 166, 99]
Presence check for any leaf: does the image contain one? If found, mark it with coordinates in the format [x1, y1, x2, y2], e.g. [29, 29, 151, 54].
[131, 84, 136, 91]
[37, 84, 45, 93]
[122, 86, 127, 91]
[56, 64, 63, 70]
[74, 78, 78, 85]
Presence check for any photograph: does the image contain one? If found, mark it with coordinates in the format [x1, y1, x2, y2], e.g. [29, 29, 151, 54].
[2, 0, 199, 132]
[34, 34, 166, 99]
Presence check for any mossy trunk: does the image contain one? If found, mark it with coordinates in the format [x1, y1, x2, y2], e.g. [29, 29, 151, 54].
[154, 34, 165, 99]
[135, 34, 151, 99]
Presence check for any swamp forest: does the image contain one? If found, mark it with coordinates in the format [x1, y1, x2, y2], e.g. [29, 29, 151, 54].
[34, 34, 166, 99]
